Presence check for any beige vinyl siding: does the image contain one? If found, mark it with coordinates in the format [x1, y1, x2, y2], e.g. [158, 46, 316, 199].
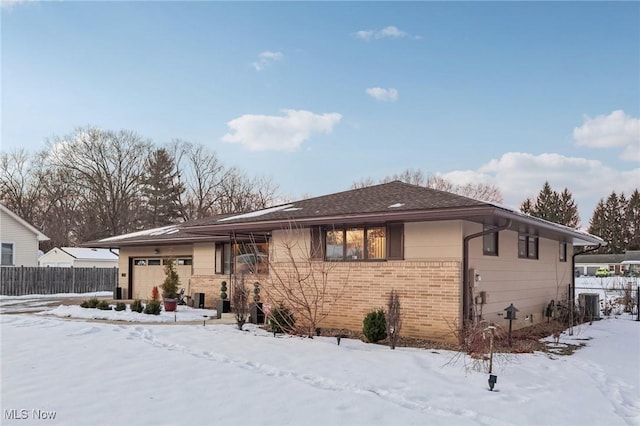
[0, 210, 39, 267]
[193, 243, 215, 275]
[465, 222, 573, 328]
[271, 228, 311, 263]
[404, 221, 463, 261]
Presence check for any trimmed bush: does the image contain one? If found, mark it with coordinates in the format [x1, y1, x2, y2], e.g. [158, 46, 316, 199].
[269, 304, 295, 334]
[131, 299, 144, 313]
[114, 302, 126, 312]
[80, 297, 100, 309]
[363, 309, 387, 343]
[97, 300, 111, 310]
[144, 300, 162, 315]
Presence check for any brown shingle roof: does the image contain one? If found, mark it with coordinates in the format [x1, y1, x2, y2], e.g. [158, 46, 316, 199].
[192, 181, 487, 226]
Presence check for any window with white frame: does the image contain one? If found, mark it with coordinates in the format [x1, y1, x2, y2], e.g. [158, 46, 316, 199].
[1, 243, 14, 265]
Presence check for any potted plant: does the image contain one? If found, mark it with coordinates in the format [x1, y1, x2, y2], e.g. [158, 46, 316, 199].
[160, 258, 180, 312]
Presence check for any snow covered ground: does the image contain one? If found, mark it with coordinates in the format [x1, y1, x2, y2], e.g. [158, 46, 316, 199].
[1, 295, 639, 425]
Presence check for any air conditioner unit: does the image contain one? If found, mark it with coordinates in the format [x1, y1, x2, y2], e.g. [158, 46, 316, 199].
[579, 293, 600, 321]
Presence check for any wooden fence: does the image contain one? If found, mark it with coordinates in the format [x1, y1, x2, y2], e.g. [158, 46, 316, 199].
[0, 266, 118, 296]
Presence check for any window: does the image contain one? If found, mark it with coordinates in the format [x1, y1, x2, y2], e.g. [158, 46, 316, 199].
[177, 258, 193, 266]
[135, 259, 147, 266]
[559, 242, 567, 262]
[483, 226, 499, 256]
[1, 243, 13, 265]
[148, 259, 161, 266]
[518, 234, 539, 259]
[324, 226, 389, 261]
[215, 242, 267, 274]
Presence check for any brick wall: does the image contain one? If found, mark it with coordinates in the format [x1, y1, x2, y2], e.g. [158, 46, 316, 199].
[192, 261, 461, 341]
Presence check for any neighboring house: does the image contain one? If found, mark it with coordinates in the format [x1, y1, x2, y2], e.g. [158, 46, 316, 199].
[575, 250, 640, 276]
[39, 247, 119, 268]
[0, 204, 49, 267]
[88, 181, 604, 342]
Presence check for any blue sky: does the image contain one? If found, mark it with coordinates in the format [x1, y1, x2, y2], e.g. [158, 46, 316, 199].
[2, 1, 639, 226]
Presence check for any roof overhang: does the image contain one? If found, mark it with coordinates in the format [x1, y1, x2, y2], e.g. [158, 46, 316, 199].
[182, 205, 605, 247]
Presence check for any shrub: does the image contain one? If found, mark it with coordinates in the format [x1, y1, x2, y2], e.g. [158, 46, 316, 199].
[80, 297, 100, 309]
[363, 309, 387, 343]
[160, 258, 180, 299]
[144, 300, 162, 315]
[269, 304, 295, 334]
[97, 300, 111, 310]
[114, 302, 126, 311]
[131, 299, 144, 313]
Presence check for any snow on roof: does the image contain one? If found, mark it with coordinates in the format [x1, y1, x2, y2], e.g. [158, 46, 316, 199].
[217, 204, 295, 222]
[99, 225, 179, 242]
[388, 203, 404, 208]
[60, 247, 119, 261]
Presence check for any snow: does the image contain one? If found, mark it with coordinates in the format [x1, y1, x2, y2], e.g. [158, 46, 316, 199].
[36, 304, 220, 323]
[98, 225, 179, 242]
[217, 204, 294, 222]
[1, 295, 639, 425]
[388, 203, 405, 208]
[59, 247, 119, 261]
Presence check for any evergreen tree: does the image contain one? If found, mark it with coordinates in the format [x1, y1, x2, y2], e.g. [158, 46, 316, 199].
[520, 181, 580, 228]
[558, 188, 580, 229]
[588, 199, 607, 250]
[627, 189, 640, 250]
[141, 148, 185, 228]
[519, 198, 533, 215]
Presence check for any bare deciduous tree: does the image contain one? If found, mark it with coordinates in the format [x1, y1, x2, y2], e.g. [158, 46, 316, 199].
[386, 289, 402, 350]
[262, 224, 350, 337]
[0, 149, 46, 224]
[231, 274, 250, 330]
[351, 168, 504, 203]
[45, 127, 152, 240]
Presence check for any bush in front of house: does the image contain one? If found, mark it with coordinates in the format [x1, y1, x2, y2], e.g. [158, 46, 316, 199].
[144, 300, 162, 315]
[363, 309, 387, 343]
[269, 304, 295, 334]
[131, 299, 144, 313]
[97, 300, 111, 310]
[114, 302, 126, 311]
[80, 297, 100, 309]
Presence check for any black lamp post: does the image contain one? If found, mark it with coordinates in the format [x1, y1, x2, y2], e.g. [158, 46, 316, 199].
[504, 303, 519, 347]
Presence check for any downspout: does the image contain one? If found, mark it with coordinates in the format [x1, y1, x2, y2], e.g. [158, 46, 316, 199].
[462, 219, 512, 325]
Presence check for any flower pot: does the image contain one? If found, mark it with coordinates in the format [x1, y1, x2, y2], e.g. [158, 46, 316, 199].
[163, 298, 177, 312]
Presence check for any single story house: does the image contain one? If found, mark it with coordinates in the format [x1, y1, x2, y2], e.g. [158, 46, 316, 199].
[574, 250, 640, 276]
[39, 247, 119, 268]
[88, 181, 604, 342]
[0, 203, 49, 267]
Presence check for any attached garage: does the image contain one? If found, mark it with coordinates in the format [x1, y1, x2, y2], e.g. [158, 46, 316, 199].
[130, 257, 193, 300]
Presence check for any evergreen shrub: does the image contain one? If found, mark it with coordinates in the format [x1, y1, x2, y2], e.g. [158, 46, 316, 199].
[97, 300, 111, 310]
[363, 309, 387, 343]
[80, 297, 100, 308]
[269, 304, 295, 334]
[144, 300, 162, 315]
[131, 299, 144, 313]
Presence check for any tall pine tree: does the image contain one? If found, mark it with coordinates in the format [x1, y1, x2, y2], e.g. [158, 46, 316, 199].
[519, 181, 580, 228]
[627, 189, 640, 250]
[141, 148, 185, 228]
